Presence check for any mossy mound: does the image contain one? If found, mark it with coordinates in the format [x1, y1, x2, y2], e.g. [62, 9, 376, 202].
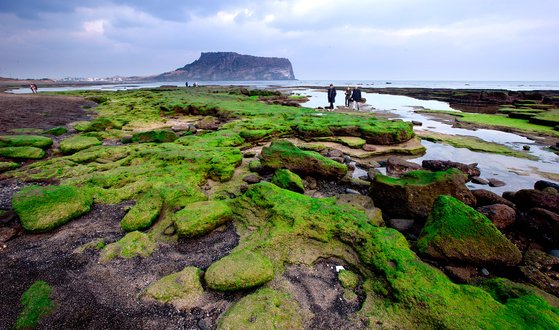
[417, 195, 522, 266]
[99, 231, 158, 262]
[0, 161, 19, 172]
[217, 288, 303, 330]
[120, 190, 164, 232]
[205, 250, 274, 291]
[260, 140, 347, 178]
[131, 129, 178, 143]
[271, 168, 304, 193]
[371, 168, 476, 219]
[338, 269, 359, 289]
[60, 135, 102, 154]
[0, 135, 53, 149]
[174, 200, 232, 238]
[43, 126, 68, 136]
[12, 185, 93, 232]
[0, 146, 45, 159]
[177, 130, 244, 148]
[144, 266, 204, 309]
[15, 281, 56, 330]
[74, 117, 123, 132]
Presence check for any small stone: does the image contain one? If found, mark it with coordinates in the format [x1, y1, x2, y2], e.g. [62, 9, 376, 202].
[411, 120, 423, 126]
[523, 145, 531, 151]
[488, 178, 506, 187]
[243, 151, 257, 158]
[163, 225, 176, 236]
[345, 188, 361, 195]
[327, 149, 343, 158]
[343, 155, 352, 163]
[480, 268, 490, 276]
[471, 176, 489, 185]
[388, 219, 415, 232]
[362, 144, 376, 152]
[243, 174, 262, 184]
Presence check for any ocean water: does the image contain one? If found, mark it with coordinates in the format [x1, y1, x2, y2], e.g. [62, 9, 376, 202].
[8, 79, 559, 94]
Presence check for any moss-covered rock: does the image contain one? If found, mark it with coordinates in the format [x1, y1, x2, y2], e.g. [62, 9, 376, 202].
[15, 281, 56, 330]
[205, 250, 274, 291]
[370, 168, 476, 219]
[99, 231, 158, 262]
[74, 117, 123, 132]
[131, 129, 178, 143]
[217, 288, 303, 330]
[43, 126, 68, 136]
[0, 146, 45, 159]
[260, 140, 347, 178]
[60, 135, 102, 154]
[120, 190, 163, 232]
[0, 135, 53, 149]
[248, 159, 262, 172]
[338, 269, 359, 289]
[417, 195, 522, 266]
[271, 168, 304, 193]
[0, 161, 19, 172]
[174, 200, 232, 238]
[313, 136, 367, 148]
[144, 266, 204, 309]
[12, 185, 93, 232]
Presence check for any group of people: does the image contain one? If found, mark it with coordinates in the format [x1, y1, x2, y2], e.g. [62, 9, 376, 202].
[327, 84, 362, 110]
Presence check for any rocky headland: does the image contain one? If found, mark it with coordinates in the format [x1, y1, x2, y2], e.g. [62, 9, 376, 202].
[153, 52, 296, 81]
[1, 86, 559, 329]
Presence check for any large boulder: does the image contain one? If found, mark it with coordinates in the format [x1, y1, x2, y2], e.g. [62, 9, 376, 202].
[370, 168, 476, 219]
[472, 189, 515, 208]
[204, 250, 274, 291]
[259, 140, 347, 179]
[12, 185, 93, 233]
[476, 204, 516, 230]
[421, 160, 480, 179]
[519, 207, 559, 247]
[0, 146, 45, 159]
[417, 195, 522, 266]
[513, 189, 559, 214]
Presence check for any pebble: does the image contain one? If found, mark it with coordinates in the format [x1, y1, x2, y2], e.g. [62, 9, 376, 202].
[345, 188, 361, 195]
[480, 268, 490, 276]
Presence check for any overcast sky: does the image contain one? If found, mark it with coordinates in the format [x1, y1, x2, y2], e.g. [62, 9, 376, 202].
[1, 0, 558, 80]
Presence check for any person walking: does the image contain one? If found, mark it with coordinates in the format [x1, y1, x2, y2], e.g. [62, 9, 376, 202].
[351, 86, 362, 110]
[327, 84, 336, 110]
[345, 87, 352, 107]
[29, 84, 37, 93]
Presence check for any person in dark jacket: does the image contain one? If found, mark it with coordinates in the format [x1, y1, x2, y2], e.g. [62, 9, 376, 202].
[351, 87, 362, 110]
[345, 87, 352, 107]
[327, 84, 336, 110]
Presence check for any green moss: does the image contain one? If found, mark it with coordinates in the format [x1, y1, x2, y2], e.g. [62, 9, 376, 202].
[131, 129, 178, 143]
[416, 195, 522, 265]
[74, 117, 123, 132]
[0, 146, 45, 159]
[15, 281, 56, 330]
[120, 190, 164, 232]
[99, 231, 158, 262]
[376, 168, 463, 186]
[144, 266, 204, 307]
[0, 161, 19, 172]
[271, 168, 304, 193]
[248, 159, 262, 172]
[531, 110, 559, 127]
[205, 250, 274, 291]
[217, 288, 303, 330]
[12, 185, 93, 232]
[43, 126, 68, 136]
[417, 131, 538, 160]
[338, 269, 359, 289]
[313, 136, 367, 148]
[73, 238, 106, 253]
[260, 140, 347, 178]
[0, 135, 53, 149]
[176, 130, 244, 148]
[174, 200, 233, 238]
[60, 135, 102, 154]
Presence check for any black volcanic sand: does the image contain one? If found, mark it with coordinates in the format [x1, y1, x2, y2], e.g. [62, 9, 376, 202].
[0, 93, 94, 134]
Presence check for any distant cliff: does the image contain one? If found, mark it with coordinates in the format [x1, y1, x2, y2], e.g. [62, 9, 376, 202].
[154, 52, 296, 81]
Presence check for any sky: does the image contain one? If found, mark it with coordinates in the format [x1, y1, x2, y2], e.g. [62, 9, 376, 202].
[1, 0, 558, 81]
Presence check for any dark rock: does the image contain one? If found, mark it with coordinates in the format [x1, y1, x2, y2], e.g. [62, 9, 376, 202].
[549, 250, 559, 258]
[243, 174, 262, 184]
[523, 145, 531, 151]
[303, 176, 318, 190]
[329, 157, 345, 164]
[514, 189, 559, 213]
[520, 207, 559, 246]
[343, 155, 352, 164]
[354, 159, 380, 169]
[0, 210, 17, 224]
[476, 204, 516, 230]
[422, 160, 480, 179]
[488, 178, 506, 187]
[502, 191, 516, 203]
[243, 151, 257, 158]
[471, 177, 489, 185]
[417, 195, 522, 266]
[411, 121, 423, 126]
[472, 189, 515, 208]
[480, 268, 490, 277]
[362, 144, 377, 152]
[371, 168, 476, 219]
[387, 219, 415, 232]
[535, 180, 559, 191]
[0, 226, 19, 242]
[327, 149, 343, 158]
[367, 169, 381, 181]
[520, 249, 559, 296]
[444, 266, 477, 284]
[386, 157, 421, 176]
[543, 187, 558, 195]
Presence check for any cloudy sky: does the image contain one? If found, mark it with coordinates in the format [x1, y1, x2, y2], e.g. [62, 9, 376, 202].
[1, 0, 558, 80]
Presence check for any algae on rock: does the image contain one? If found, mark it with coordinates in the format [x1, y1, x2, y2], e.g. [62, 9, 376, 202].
[12, 185, 93, 232]
[60, 135, 102, 154]
[120, 190, 164, 232]
[0, 146, 45, 159]
[14, 281, 56, 330]
[0, 135, 53, 149]
[99, 231, 158, 263]
[144, 266, 204, 310]
[205, 250, 274, 291]
[174, 200, 233, 238]
[271, 168, 304, 193]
